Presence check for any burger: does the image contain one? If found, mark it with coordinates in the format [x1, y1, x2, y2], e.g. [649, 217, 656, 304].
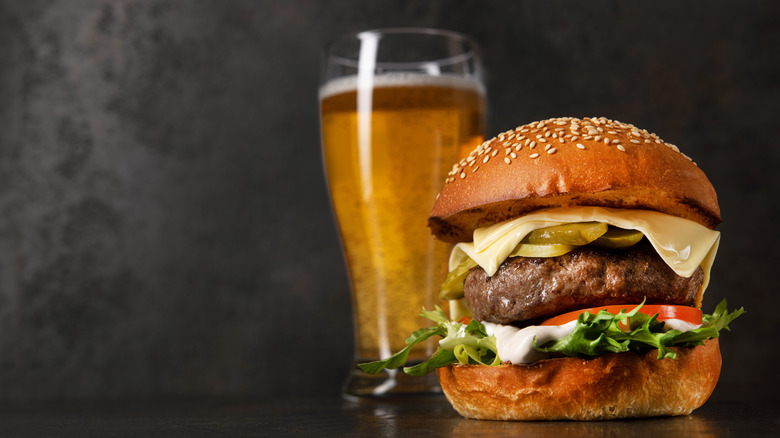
[359, 117, 743, 421]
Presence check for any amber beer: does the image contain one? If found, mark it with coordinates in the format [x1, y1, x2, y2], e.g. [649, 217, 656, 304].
[320, 74, 485, 363]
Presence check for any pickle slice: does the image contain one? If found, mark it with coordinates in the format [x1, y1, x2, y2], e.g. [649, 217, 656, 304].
[440, 257, 478, 300]
[591, 227, 644, 248]
[521, 222, 608, 246]
[509, 243, 577, 258]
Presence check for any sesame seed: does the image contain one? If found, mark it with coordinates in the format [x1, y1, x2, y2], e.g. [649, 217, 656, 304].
[529, 141, 536, 149]
[460, 172, 466, 179]
[612, 139, 620, 144]
[539, 138, 547, 143]
[492, 149, 498, 156]
[576, 143, 585, 149]
[559, 137, 564, 143]
[529, 153, 540, 158]
[547, 147, 557, 154]
[545, 144, 552, 151]
[472, 166, 479, 173]
[571, 136, 578, 141]
[608, 131, 617, 135]
[645, 139, 651, 143]
[510, 152, 517, 158]
[617, 144, 626, 151]
[595, 136, 601, 141]
[483, 155, 490, 163]
[504, 157, 511, 164]
[603, 138, 609, 144]
[515, 144, 522, 151]
[630, 139, 641, 144]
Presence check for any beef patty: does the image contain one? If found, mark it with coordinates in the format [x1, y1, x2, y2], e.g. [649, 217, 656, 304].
[464, 242, 703, 325]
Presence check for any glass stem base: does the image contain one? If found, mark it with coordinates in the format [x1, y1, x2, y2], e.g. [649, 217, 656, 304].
[342, 363, 442, 400]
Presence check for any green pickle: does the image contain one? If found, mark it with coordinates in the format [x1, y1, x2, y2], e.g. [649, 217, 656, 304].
[521, 222, 608, 245]
[509, 243, 576, 258]
[439, 257, 477, 300]
[592, 227, 644, 248]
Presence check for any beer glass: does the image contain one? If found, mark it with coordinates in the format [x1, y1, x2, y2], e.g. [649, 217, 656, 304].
[319, 28, 486, 398]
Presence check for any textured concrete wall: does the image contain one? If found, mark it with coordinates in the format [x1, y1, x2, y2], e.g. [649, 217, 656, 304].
[0, 0, 777, 401]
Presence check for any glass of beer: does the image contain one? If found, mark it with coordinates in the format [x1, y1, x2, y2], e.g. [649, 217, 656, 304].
[319, 28, 486, 398]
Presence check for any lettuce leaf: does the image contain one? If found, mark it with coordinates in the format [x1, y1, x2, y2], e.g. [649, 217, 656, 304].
[358, 299, 744, 376]
[535, 299, 744, 360]
[358, 307, 499, 376]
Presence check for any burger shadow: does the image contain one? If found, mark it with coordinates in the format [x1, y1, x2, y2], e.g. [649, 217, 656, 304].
[448, 414, 713, 437]
[342, 397, 723, 436]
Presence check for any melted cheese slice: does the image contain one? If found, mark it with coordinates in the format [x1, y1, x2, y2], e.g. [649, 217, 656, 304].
[449, 207, 720, 297]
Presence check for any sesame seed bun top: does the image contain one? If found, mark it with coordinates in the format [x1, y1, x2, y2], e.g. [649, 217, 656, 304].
[428, 117, 721, 243]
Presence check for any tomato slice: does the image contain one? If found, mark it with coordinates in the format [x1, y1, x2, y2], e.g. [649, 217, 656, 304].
[541, 304, 702, 327]
[458, 316, 473, 325]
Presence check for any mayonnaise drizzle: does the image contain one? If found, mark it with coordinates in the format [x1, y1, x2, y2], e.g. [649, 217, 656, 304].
[483, 321, 577, 364]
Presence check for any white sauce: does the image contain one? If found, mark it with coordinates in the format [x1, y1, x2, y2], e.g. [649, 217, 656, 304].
[661, 318, 702, 332]
[483, 321, 577, 364]
[483, 318, 701, 364]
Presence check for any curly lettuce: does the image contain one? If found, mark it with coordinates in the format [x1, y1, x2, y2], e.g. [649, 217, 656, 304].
[358, 307, 499, 376]
[535, 299, 744, 360]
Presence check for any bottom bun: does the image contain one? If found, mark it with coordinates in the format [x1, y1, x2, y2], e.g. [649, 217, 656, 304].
[436, 339, 721, 421]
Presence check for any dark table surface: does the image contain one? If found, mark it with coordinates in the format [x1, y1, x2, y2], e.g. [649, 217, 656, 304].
[1, 396, 778, 437]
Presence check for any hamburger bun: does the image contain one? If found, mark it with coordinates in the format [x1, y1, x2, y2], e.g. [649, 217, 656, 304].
[429, 117, 720, 243]
[437, 339, 721, 421]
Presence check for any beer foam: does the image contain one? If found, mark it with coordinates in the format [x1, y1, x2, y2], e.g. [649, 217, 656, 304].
[319, 73, 485, 100]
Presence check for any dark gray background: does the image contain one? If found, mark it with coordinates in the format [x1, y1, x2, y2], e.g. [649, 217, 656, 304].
[0, 0, 777, 402]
